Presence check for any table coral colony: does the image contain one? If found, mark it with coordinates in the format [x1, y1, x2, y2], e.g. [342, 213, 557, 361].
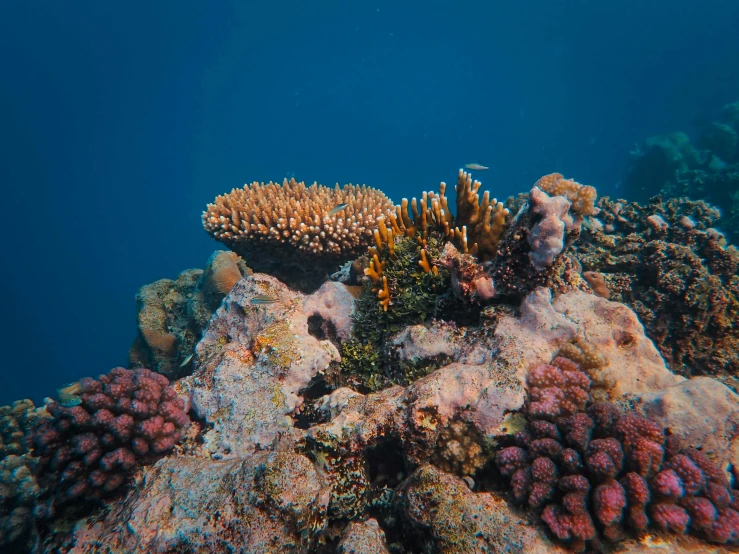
[2, 168, 739, 553]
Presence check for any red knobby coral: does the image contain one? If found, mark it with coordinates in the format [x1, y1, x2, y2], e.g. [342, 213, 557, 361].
[31, 367, 189, 514]
[496, 359, 739, 551]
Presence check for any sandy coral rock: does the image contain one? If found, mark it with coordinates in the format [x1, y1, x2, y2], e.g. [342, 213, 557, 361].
[69, 452, 329, 553]
[389, 321, 464, 362]
[337, 519, 390, 554]
[399, 465, 565, 553]
[550, 290, 684, 397]
[302, 280, 356, 343]
[188, 274, 344, 458]
[636, 377, 739, 472]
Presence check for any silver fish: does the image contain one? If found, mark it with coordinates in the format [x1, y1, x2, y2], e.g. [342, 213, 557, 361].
[251, 294, 279, 305]
[465, 163, 489, 171]
[180, 353, 194, 367]
[328, 203, 349, 216]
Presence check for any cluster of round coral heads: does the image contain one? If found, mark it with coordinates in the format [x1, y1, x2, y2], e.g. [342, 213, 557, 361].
[31, 367, 189, 513]
[496, 357, 739, 551]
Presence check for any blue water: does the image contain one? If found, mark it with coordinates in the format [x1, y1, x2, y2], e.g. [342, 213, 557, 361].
[1, 1, 738, 405]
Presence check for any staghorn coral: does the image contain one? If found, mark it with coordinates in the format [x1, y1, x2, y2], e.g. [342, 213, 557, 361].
[30, 367, 190, 516]
[496, 360, 739, 551]
[203, 178, 395, 292]
[130, 250, 251, 378]
[575, 195, 739, 376]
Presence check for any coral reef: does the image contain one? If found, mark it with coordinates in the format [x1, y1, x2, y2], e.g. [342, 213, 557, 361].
[624, 98, 739, 238]
[535, 173, 598, 217]
[386, 168, 510, 261]
[10, 161, 739, 554]
[341, 230, 453, 391]
[187, 274, 345, 458]
[0, 400, 47, 550]
[130, 250, 251, 378]
[31, 367, 189, 515]
[575, 195, 739, 376]
[337, 519, 390, 554]
[28, 284, 734, 553]
[496, 359, 739, 551]
[399, 464, 562, 553]
[202, 178, 395, 291]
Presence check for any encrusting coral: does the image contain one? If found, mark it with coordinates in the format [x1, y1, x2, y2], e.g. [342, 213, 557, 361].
[202, 178, 395, 292]
[496, 357, 739, 551]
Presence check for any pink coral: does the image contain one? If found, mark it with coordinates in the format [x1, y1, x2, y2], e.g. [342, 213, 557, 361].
[651, 503, 690, 534]
[31, 367, 190, 513]
[526, 362, 590, 420]
[496, 360, 739, 549]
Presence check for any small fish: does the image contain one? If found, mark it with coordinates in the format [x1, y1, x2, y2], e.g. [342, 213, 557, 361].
[56, 382, 83, 407]
[251, 294, 279, 305]
[465, 163, 489, 171]
[180, 353, 194, 367]
[328, 203, 349, 216]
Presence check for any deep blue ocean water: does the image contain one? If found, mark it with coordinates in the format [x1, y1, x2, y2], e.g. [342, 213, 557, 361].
[1, 1, 738, 405]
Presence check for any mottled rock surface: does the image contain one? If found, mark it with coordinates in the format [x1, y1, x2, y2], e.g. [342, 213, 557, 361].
[70, 452, 329, 553]
[188, 274, 342, 458]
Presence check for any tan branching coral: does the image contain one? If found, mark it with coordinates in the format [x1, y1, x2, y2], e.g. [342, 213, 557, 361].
[203, 178, 395, 291]
[388, 169, 509, 261]
[535, 173, 598, 216]
[418, 249, 438, 275]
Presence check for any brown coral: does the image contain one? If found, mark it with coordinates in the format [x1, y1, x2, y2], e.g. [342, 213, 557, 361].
[130, 251, 251, 378]
[389, 169, 510, 261]
[535, 173, 598, 216]
[203, 178, 395, 291]
[575, 196, 739, 376]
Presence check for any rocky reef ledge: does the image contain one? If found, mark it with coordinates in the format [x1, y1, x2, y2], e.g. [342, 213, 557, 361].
[66, 276, 739, 553]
